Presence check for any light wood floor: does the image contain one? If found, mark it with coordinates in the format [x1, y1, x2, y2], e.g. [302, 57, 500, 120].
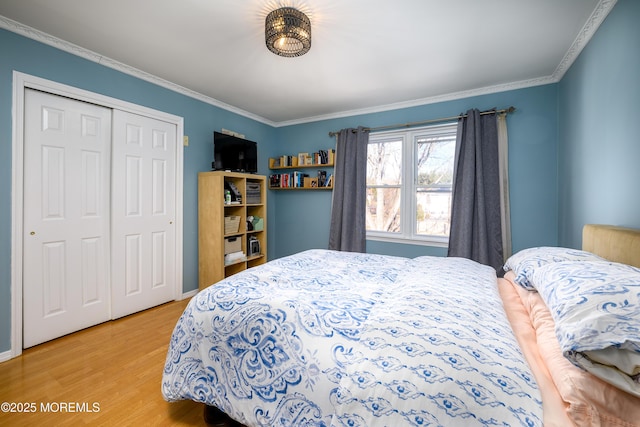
[0, 299, 235, 426]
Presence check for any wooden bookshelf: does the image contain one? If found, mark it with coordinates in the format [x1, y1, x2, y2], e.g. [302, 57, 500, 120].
[269, 159, 334, 170]
[268, 149, 335, 190]
[198, 171, 267, 290]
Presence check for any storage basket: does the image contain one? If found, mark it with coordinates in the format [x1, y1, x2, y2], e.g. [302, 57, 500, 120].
[224, 215, 240, 234]
[224, 236, 242, 255]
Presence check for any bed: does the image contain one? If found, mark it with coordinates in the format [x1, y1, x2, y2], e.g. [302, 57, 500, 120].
[162, 224, 640, 426]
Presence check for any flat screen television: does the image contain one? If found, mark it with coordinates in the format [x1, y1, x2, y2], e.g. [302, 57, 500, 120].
[212, 131, 258, 173]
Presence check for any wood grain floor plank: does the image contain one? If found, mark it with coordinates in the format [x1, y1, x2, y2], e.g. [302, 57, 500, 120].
[0, 299, 235, 426]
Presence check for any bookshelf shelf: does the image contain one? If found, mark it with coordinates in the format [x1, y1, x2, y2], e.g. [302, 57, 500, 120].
[268, 149, 335, 190]
[269, 185, 333, 190]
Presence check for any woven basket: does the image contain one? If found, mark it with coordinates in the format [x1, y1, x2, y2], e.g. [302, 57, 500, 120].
[224, 216, 240, 234]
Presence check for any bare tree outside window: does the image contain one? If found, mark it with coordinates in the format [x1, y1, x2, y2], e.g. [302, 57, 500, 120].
[366, 139, 402, 233]
[366, 124, 457, 244]
[415, 133, 455, 237]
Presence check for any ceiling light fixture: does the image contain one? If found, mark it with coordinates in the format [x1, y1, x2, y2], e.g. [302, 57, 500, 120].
[265, 7, 311, 57]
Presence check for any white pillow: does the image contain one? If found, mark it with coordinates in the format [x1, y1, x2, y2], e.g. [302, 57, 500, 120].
[531, 260, 640, 397]
[503, 246, 604, 290]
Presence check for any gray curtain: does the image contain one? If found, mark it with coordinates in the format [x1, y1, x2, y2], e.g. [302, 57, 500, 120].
[447, 109, 503, 272]
[329, 126, 369, 252]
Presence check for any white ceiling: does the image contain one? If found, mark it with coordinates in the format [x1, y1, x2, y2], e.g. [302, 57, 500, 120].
[0, 0, 614, 126]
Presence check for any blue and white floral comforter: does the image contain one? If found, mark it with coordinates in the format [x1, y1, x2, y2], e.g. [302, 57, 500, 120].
[162, 249, 542, 426]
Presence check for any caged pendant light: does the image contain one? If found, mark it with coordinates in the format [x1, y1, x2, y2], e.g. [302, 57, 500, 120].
[265, 7, 311, 57]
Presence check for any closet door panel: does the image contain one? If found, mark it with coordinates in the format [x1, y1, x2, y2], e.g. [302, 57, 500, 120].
[111, 110, 176, 318]
[23, 89, 111, 348]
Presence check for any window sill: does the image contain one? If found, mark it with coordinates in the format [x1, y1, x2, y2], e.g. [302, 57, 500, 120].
[366, 234, 449, 248]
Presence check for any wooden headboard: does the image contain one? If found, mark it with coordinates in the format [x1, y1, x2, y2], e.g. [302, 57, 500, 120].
[582, 224, 640, 268]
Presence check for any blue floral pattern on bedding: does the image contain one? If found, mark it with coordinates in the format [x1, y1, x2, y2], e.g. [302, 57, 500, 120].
[529, 260, 640, 396]
[503, 247, 604, 290]
[162, 250, 542, 426]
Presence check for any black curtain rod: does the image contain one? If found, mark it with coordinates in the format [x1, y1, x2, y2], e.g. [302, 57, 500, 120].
[328, 106, 516, 137]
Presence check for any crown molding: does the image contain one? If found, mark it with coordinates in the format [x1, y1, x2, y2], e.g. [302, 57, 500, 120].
[0, 15, 276, 127]
[274, 75, 557, 127]
[552, 0, 617, 80]
[0, 0, 616, 128]
[277, 0, 617, 127]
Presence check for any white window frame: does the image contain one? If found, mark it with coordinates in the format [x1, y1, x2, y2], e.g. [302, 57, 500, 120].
[366, 122, 457, 247]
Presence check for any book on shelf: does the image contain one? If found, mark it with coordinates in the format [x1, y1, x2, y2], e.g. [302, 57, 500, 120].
[270, 148, 335, 168]
[277, 155, 294, 167]
[271, 171, 330, 188]
[317, 170, 327, 187]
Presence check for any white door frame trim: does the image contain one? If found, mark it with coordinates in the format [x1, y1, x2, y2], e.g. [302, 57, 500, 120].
[11, 71, 184, 359]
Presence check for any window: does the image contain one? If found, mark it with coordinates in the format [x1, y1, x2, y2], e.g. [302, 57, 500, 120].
[366, 123, 457, 246]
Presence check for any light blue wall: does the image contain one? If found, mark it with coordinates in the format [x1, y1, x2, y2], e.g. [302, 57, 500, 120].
[558, 0, 640, 247]
[0, 28, 561, 353]
[7, 0, 632, 353]
[0, 29, 276, 353]
[270, 85, 560, 259]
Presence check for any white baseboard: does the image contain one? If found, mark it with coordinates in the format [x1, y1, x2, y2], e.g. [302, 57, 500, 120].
[0, 290, 199, 364]
[181, 289, 198, 300]
[0, 350, 13, 363]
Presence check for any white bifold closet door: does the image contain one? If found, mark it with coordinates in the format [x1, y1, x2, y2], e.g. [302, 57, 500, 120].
[23, 89, 176, 348]
[110, 110, 176, 319]
[23, 89, 112, 348]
